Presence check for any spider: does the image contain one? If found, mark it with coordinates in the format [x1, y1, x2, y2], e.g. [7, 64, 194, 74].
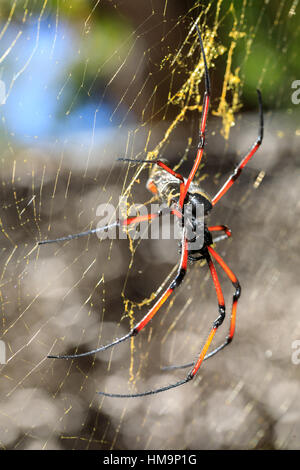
[39, 25, 263, 397]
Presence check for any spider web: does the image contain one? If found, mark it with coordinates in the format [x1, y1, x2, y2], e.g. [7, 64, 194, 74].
[0, 0, 300, 450]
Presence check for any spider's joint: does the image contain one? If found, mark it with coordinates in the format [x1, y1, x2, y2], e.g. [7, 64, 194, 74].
[213, 306, 225, 328]
[232, 167, 242, 182]
[186, 372, 195, 382]
[131, 328, 139, 337]
[170, 268, 186, 289]
[234, 282, 241, 299]
[198, 134, 205, 149]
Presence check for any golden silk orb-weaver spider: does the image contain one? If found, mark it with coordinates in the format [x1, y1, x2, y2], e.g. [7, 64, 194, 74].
[39, 25, 263, 397]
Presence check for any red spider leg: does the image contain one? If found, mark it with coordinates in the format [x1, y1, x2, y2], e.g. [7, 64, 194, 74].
[179, 25, 210, 208]
[118, 158, 184, 182]
[133, 232, 188, 333]
[185, 250, 227, 372]
[97, 249, 226, 397]
[212, 89, 263, 206]
[41, 157, 185, 247]
[38, 208, 180, 246]
[205, 245, 241, 355]
[48, 229, 188, 360]
[122, 209, 180, 226]
[163, 244, 240, 372]
[208, 225, 232, 238]
[208, 225, 232, 244]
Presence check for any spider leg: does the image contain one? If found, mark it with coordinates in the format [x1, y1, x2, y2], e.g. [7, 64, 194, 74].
[98, 249, 226, 397]
[48, 230, 188, 360]
[38, 208, 177, 246]
[118, 158, 184, 182]
[208, 225, 232, 244]
[186, 225, 232, 262]
[38, 222, 119, 245]
[212, 89, 263, 206]
[204, 245, 241, 358]
[179, 25, 210, 207]
[162, 244, 240, 371]
[208, 225, 232, 238]
[120, 25, 210, 212]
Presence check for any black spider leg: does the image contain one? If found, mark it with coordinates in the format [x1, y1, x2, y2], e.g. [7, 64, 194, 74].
[48, 228, 188, 360]
[38, 222, 119, 245]
[97, 249, 225, 398]
[38, 203, 177, 246]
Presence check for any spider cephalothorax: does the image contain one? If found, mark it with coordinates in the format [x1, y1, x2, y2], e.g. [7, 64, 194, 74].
[39, 24, 263, 398]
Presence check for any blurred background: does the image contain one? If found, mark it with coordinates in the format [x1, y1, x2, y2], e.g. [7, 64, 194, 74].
[0, 0, 299, 450]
